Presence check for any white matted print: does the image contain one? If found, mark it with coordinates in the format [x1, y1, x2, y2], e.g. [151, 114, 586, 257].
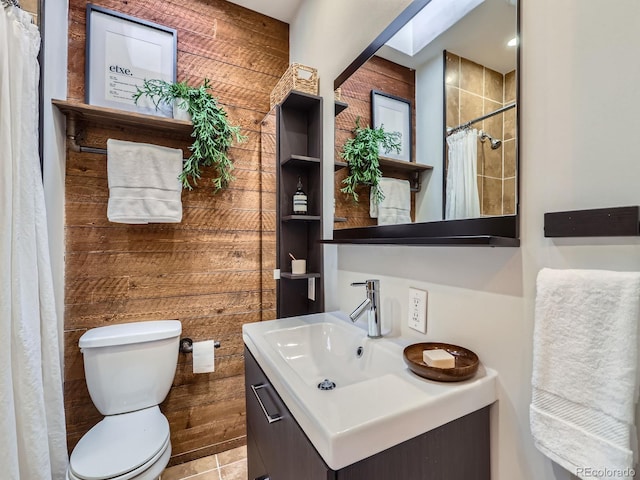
[371, 90, 412, 162]
[85, 5, 176, 117]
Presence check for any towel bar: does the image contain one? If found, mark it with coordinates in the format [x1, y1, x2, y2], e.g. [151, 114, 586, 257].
[65, 114, 189, 161]
[544, 206, 640, 237]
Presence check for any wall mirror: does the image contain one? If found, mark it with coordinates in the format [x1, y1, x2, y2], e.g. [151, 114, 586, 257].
[330, 0, 520, 246]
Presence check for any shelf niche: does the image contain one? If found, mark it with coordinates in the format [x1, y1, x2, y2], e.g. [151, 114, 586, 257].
[276, 91, 324, 318]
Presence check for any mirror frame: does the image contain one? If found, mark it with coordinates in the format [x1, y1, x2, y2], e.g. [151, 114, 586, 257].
[328, 0, 520, 247]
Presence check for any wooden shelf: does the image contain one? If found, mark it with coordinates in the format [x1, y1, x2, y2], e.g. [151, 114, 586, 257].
[333, 158, 430, 174]
[335, 101, 348, 116]
[282, 154, 321, 168]
[281, 90, 322, 110]
[334, 157, 431, 192]
[52, 99, 193, 134]
[322, 236, 520, 247]
[379, 157, 432, 173]
[280, 272, 322, 279]
[334, 160, 348, 170]
[327, 215, 519, 247]
[282, 215, 321, 222]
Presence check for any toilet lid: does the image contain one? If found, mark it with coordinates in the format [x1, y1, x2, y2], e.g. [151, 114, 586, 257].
[70, 407, 169, 480]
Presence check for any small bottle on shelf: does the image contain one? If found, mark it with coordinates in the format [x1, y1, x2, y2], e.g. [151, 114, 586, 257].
[293, 176, 308, 215]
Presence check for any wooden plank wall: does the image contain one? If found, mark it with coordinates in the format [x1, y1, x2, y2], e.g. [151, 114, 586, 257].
[334, 56, 416, 229]
[64, 0, 288, 465]
[260, 107, 278, 322]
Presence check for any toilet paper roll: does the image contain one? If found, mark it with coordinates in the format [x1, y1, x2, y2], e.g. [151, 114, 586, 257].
[192, 340, 215, 374]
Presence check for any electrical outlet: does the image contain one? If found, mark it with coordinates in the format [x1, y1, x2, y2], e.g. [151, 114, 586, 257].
[408, 287, 428, 333]
[273, 268, 280, 280]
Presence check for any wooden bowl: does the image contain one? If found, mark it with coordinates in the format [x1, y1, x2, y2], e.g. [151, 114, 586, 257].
[403, 342, 479, 382]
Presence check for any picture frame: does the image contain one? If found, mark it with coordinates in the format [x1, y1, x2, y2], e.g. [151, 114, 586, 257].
[371, 90, 412, 162]
[85, 4, 177, 117]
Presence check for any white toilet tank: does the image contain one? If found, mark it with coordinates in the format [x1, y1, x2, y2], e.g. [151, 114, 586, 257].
[79, 320, 182, 415]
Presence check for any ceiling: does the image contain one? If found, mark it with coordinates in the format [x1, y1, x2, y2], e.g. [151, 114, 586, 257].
[225, 0, 517, 74]
[225, 0, 303, 23]
[379, 0, 517, 74]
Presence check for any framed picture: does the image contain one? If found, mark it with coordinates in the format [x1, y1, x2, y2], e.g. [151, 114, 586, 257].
[371, 90, 412, 162]
[85, 4, 177, 117]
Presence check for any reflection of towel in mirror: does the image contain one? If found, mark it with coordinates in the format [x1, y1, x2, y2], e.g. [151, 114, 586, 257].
[107, 139, 183, 224]
[369, 177, 411, 225]
[530, 268, 640, 477]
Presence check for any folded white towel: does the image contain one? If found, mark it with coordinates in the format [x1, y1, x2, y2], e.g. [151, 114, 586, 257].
[369, 177, 411, 225]
[107, 139, 183, 224]
[530, 268, 640, 479]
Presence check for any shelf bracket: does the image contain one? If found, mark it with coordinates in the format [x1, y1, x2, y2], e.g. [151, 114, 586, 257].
[65, 113, 108, 155]
[65, 114, 83, 153]
[410, 171, 421, 192]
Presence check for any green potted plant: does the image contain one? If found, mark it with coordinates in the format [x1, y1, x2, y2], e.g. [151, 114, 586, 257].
[133, 78, 246, 192]
[340, 117, 401, 204]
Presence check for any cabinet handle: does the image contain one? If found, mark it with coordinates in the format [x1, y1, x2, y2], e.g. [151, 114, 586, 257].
[251, 383, 282, 424]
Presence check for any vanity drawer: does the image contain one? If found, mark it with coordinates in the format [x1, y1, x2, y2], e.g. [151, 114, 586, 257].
[244, 347, 334, 480]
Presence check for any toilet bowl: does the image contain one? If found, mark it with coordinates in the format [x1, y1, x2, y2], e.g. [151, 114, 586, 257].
[67, 321, 181, 480]
[67, 406, 171, 480]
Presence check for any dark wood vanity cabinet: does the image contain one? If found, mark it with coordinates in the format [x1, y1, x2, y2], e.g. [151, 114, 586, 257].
[244, 347, 491, 480]
[245, 347, 333, 480]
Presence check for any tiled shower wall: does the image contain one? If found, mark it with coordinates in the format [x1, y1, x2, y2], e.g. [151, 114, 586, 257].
[445, 51, 516, 216]
[20, 0, 38, 23]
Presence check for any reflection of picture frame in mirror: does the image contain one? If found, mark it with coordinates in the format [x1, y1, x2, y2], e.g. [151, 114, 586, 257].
[371, 90, 412, 162]
[85, 4, 177, 117]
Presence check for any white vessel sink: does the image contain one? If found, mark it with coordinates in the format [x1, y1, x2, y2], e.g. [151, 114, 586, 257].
[243, 311, 497, 470]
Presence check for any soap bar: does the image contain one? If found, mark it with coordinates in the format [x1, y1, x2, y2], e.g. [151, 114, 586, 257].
[423, 349, 455, 368]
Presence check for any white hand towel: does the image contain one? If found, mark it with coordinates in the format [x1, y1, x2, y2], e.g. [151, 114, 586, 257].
[530, 268, 640, 479]
[107, 139, 183, 224]
[369, 177, 411, 225]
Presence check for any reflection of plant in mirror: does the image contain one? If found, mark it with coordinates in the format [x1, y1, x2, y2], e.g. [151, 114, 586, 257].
[340, 117, 401, 204]
[133, 78, 246, 192]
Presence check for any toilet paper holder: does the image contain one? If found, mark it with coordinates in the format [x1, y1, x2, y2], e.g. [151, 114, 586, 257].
[179, 337, 220, 354]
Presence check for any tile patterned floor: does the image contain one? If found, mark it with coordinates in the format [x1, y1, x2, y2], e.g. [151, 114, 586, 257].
[161, 445, 247, 480]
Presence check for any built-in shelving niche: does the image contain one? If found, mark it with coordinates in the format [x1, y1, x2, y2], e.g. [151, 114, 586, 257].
[276, 91, 324, 318]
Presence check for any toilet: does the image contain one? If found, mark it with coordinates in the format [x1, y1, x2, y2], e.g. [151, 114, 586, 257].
[67, 320, 182, 480]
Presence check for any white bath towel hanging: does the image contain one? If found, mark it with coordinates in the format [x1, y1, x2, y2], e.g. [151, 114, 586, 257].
[530, 268, 640, 479]
[107, 139, 183, 224]
[369, 177, 411, 225]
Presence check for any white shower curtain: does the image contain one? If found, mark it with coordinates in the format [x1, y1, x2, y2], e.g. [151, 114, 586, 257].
[0, 5, 68, 480]
[445, 128, 481, 220]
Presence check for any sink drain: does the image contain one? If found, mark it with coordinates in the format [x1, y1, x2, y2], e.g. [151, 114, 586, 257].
[317, 379, 336, 390]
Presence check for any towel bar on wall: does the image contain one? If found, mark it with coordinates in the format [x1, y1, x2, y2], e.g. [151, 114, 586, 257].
[544, 206, 640, 237]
